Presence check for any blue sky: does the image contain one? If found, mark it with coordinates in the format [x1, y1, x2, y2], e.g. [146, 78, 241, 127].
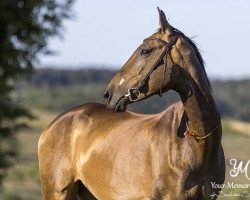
[40, 0, 250, 78]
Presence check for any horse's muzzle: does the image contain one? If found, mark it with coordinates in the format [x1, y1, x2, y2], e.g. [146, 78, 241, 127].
[104, 90, 128, 112]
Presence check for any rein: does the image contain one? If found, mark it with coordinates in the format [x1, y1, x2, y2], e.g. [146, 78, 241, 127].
[124, 34, 179, 102]
[184, 122, 220, 142]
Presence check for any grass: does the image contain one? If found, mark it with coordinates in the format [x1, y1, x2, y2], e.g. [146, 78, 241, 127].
[0, 110, 249, 199]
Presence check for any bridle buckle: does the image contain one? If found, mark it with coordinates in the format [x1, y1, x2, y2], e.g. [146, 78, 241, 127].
[125, 88, 140, 102]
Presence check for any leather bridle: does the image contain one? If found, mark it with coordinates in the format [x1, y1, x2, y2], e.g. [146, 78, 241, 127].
[122, 33, 219, 142]
[124, 34, 179, 102]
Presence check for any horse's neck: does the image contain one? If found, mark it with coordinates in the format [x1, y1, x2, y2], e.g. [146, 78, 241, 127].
[182, 83, 219, 137]
[175, 68, 220, 137]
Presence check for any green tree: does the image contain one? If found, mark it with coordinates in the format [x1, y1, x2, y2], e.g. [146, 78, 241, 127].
[0, 0, 74, 185]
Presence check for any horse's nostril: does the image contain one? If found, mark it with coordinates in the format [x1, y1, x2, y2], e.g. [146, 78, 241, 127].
[103, 91, 109, 99]
[103, 90, 112, 103]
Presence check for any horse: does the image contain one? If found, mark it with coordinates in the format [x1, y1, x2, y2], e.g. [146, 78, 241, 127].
[38, 8, 225, 200]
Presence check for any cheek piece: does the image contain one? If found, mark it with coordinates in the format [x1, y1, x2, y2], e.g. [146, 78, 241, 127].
[124, 33, 179, 102]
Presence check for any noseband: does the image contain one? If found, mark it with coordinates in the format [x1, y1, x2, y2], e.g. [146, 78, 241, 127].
[124, 34, 179, 102]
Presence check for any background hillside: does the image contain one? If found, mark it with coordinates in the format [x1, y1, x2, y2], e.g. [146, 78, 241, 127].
[15, 68, 250, 121]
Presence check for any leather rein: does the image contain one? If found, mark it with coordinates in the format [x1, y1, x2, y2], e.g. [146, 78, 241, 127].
[124, 34, 179, 102]
[184, 122, 220, 142]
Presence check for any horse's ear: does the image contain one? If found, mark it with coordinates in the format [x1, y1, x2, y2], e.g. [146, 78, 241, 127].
[157, 7, 172, 36]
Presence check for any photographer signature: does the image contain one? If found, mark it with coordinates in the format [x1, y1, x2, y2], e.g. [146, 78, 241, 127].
[210, 191, 250, 199]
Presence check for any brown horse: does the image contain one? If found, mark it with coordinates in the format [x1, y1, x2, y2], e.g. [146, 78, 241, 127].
[38, 8, 225, 200]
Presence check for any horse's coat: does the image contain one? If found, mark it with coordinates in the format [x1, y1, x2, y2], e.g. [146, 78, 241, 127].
[38, 8, 225, 200]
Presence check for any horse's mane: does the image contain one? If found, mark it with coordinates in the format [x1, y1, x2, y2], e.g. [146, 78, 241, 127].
[169, 27, 212, 90]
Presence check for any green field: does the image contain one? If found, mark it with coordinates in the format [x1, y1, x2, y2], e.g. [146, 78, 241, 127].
[0, 109, 249, 200]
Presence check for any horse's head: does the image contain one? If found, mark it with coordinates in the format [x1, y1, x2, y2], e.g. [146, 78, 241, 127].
[104, 8, 186, 112]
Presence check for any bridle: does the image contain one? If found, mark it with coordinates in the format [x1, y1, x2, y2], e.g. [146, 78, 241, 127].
[122, 33, 219, 142]
[124, 33, 179, 102]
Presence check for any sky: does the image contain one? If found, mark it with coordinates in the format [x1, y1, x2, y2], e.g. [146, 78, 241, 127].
[40, 0, 250, 79]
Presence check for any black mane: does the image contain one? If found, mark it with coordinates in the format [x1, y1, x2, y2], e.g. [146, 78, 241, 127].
[171, 27, 212, 90]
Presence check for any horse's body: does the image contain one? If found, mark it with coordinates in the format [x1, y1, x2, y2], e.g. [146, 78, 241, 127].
[38, 8, 225, 200]
[39, 102, 224, 200]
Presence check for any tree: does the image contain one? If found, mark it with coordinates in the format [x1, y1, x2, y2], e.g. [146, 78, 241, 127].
[0, 0, 74, 185]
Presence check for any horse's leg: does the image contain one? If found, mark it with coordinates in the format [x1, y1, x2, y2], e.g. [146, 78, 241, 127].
[39, 137, 79, 199]
[39, 151, 95, 200]
[40, 177, 79, 200]
[150, 177, 202, 200]
[204, 146, 225, 200]
[40, 168, 79, 200]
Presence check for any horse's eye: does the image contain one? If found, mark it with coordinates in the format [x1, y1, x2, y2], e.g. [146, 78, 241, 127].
[140, 48, 152, 56]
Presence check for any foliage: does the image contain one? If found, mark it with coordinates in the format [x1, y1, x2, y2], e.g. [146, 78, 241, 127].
[0, 0, 74, 185]
[32, 68, 115, 85]
[15, 68, 250, 121]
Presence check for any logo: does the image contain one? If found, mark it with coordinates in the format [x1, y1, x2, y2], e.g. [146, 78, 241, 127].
[209, 158, 250, 199]
[230, 159, 250, 180]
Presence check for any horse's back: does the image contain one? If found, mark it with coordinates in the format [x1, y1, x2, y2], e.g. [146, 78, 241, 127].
[38, 101, 155, 172]
[38, 101, 185, 169]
